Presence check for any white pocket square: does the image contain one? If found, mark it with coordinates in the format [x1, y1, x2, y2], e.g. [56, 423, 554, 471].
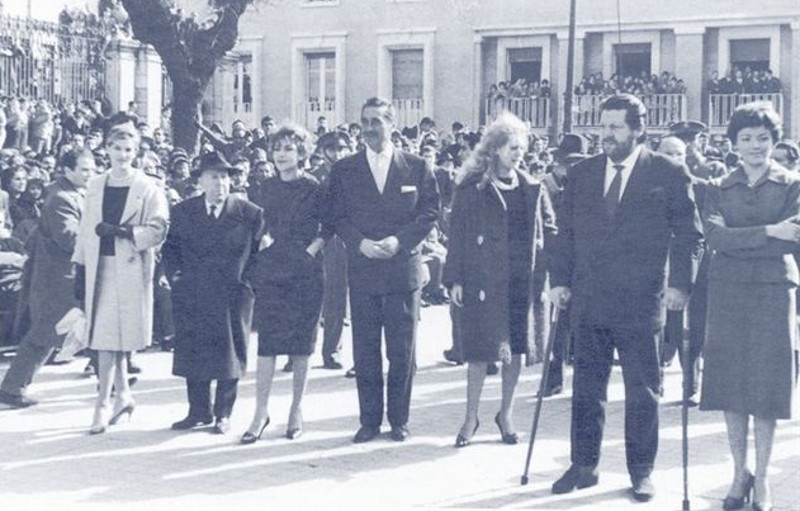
[401, 185, 417, 193]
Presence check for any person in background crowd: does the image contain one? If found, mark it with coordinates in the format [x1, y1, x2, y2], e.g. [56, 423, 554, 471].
[0, 148, 93, 408]
[700, 102, 799, 511]
[311, 131, 353, 372]
[548, 94, 703, 501]
[242, 125, 328, 443]
[669, 121, 728, 182]
[444, 112, 555, 448]
[197, 119, 253, 163]
[773, 140, 800, 173]
[327, 97, 440, 443]
[538, 134, 588, 397]
[72, 114, 169, 435]
[164, 151, 262, 435]
[717, 136, 740, 169]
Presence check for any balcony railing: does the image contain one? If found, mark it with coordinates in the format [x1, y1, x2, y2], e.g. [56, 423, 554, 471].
[708, 93, 784, 129]
[392, 98, 424, 130]
[296, 99, 337, 131]
[571, 94, 687, 129]
[485, 96, 551, 129]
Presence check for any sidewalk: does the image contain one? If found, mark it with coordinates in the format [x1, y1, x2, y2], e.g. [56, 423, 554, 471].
[1, 304, 798, 510]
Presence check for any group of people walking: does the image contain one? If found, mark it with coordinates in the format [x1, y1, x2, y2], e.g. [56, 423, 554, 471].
[0, 92, 797, 511]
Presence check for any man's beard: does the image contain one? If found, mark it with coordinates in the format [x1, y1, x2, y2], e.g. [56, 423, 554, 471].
[603, 135, 636, 162]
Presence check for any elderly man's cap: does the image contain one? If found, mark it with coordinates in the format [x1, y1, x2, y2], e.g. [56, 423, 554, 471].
[668, 120, 708, 139]
[192, 151, 235, 178]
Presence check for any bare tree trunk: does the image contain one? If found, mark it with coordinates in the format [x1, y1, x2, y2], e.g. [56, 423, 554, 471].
[170, 77, 208, 153]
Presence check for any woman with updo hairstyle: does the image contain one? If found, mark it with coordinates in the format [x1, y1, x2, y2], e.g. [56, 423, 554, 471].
[443, 112, 555, 447]
[72, 112, 169, 434]
[700, 102, 800, 511]
[241, 124, 331, 443]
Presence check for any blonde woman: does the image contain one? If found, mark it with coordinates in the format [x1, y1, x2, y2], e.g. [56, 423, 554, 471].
[443, 113, 555, 447]
[73, 113, 169, 434]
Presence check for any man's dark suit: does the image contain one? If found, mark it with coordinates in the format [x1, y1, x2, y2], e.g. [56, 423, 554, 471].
[328, 149, 439, 429]
[550, 146, 703, 479]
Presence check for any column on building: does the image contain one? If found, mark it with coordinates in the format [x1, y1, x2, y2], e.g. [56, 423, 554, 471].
[105, 38, 138, 114]
[472, 34, 483, 128]
[556, 30, 584, 134]
[674, 26, 705, 122]
[135, 45, 164, 128]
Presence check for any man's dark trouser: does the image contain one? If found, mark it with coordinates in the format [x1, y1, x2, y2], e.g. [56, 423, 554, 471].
[571, 322, 661, 479]
[350, 288, 419, 429]
[322, 236, 348, 363]
[547, 303, 573, 388]
[186, 378, 238, 420]
[0, 337, 53, 397]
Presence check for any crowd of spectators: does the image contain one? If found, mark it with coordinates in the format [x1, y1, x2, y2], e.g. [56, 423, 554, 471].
[486, 79, 552, 101]
[707, 67, 782, 95]
[574, 71, 687, 96]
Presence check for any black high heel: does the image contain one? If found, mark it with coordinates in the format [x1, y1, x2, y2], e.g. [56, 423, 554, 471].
[454, 419, 480, 448]
[722, 470, 754, 510]
[240, 417, 270, 445]
[494, 413, 518, 445]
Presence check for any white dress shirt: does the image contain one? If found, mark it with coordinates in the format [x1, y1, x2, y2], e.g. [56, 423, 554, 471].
[603, 144, 642, 199]
[366, 144, 394, 194]
[205, 199, 224, 219]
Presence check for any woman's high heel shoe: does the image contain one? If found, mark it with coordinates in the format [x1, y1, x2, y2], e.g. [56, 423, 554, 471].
[494, 413, 519, 445]
[722, 470, 754, 510]
[240, 417, 270, 445]
[90, 404, 109, 435]
[109, 399, 136, 426]
[455, 419, 480, 448]
[752, 477, 772, 511]
[286, 411, 303, 440]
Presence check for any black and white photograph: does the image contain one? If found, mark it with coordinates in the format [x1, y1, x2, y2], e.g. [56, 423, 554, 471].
[0, 0, 798, 509]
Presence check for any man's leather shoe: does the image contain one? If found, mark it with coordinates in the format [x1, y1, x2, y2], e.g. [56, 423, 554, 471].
[443, 349, 464, 365]
[323, 359, 343, 370]
[536, 383, 563, 398]
[213, 417, 231, 434]
[0, 390, 38, 408]
[171, 415, 213, 430]
[283, 360, 293, 372]
[390, 425, 410, 442]
[353, 426, 380, 443]
[345, 367, 356, 378]
[551, 465, 599, 494]
[631, 476, 655, 502]
[486, 363, 499, 376]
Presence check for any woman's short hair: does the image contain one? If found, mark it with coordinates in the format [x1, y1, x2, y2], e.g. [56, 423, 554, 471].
[726, 101, 783, 143]
[105, 112, 141, 147]
[271, 124, 313, 163]
[461, 112, 529, 188]
[59, 147, 95, 171]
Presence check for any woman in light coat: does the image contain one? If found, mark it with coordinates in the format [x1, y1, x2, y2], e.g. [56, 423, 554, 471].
[73, 114, 169, 434]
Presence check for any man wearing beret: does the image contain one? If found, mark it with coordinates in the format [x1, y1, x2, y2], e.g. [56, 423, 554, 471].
[163, 151, 264, 434]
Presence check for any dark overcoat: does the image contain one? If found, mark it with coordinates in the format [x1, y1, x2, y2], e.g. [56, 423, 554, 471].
[443, 170, 556, 361]
[18, 177, 83, 348]
[163, 195, 263, 380]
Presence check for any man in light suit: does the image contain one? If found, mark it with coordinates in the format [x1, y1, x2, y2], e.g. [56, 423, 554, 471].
[548, 94, 703, 501]
[328, 97, 439, 443]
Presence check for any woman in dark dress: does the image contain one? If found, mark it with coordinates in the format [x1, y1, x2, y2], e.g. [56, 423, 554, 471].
[700, 103, 799, 511]
[242, 125, 329, 443]
[443, 113, 554, 447]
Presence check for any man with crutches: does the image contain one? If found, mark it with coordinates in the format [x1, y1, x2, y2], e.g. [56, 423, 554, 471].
[545, 95, 703, 502]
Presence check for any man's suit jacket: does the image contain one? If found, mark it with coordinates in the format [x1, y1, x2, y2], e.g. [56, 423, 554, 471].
[328, 148, 440, 294]
[550, 147, 704, 330]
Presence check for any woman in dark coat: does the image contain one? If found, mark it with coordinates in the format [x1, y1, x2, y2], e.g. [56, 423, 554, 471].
[443, 112, 555, 447]
[700, 102, 800, 511]
[241, 125, 329, 443]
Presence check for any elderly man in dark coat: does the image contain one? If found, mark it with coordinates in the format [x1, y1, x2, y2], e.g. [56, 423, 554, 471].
[163, 152, 263, 434]
[0, 149, 93, 408]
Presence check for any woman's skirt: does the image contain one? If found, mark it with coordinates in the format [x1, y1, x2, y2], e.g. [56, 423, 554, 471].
[700, 281, 798, 419]
[89, 256, 148, 352]
[255, 274, 324, 356]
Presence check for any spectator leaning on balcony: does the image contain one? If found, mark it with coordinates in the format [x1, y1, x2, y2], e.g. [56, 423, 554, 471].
[773, 140, 800, 173]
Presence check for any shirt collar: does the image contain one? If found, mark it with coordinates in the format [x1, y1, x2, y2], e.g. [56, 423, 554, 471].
[366, 144, 394, 162]
[720, 162, 791, 189]
[205, 197, 226, 213]
[606, 144, 642, 171]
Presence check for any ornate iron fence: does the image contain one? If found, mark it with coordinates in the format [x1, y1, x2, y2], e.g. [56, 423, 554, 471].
[0, 14, 106, 105]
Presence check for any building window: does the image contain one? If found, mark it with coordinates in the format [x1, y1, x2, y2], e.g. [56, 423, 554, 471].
[233, 54, 252, 114]
[730, 38, 770, 72]
[508, 47, 543, 84]
[614, 42, 651, 77]
[302, 52, 336, 129]
[391, 49, 423, 99]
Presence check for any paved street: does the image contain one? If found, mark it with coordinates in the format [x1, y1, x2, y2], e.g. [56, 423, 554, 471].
[1, 304, 798, 511]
